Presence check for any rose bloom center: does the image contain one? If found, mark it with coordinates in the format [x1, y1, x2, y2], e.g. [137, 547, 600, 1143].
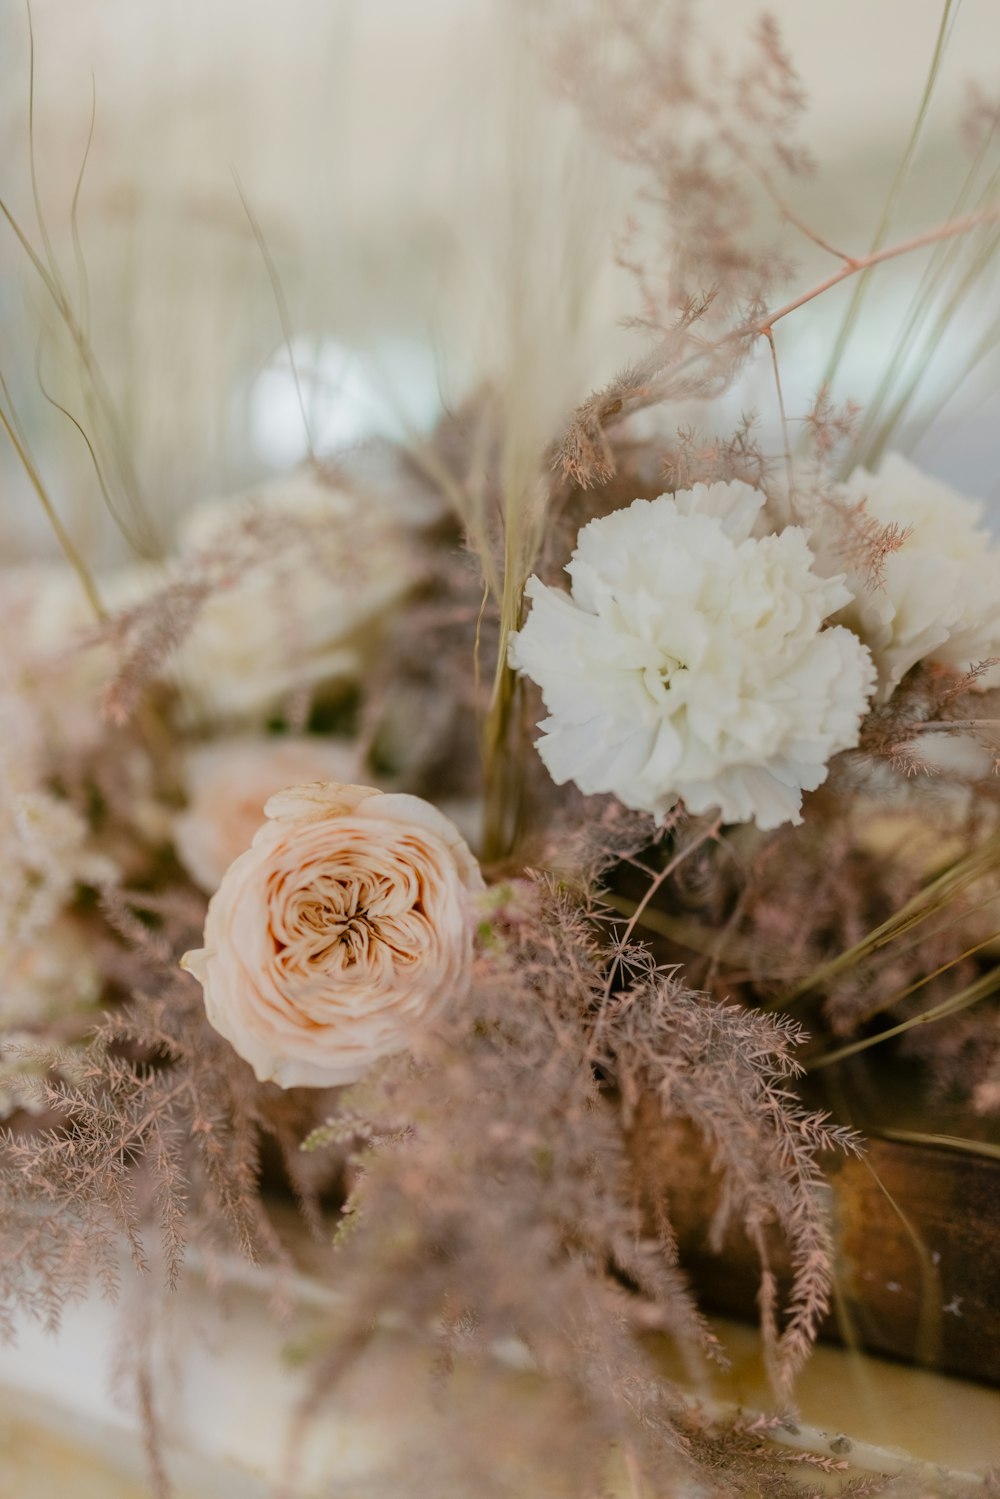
[264, 829, 438, 993]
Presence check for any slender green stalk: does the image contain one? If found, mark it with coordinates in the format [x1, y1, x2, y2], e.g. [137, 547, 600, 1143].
[807, 962, 1000, 1071]
[70, 72, 97, 342]
[477, 7, 597, 862]
[858, 1153, 942, 1366]
[35, 346, 125, 540]
[480, 668, 522, 865]
[818, 0, 959, 396]
[855, 927, 1000, 1019]
[0, 396, 103, 620]
[2, 19, 153, 556]
[876, 1129, 1000, 1161]
[863, 221, 1000, 469]
[851, 153, 1000, 469]
[912, 307, 1000, 436]
[480, 443, 546, 863]
[781, 829, 1000, 1003]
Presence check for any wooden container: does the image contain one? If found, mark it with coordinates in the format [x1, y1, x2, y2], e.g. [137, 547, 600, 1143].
[631, 1103, 1000, 1385]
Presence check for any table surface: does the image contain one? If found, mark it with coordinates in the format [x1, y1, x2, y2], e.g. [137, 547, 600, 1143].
[0, 1260, 997, 1497]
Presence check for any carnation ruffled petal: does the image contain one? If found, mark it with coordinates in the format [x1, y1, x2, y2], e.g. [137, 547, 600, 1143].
[509, 484, 876, 830]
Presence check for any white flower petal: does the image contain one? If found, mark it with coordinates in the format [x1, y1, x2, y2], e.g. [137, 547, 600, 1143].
[174, 736, 363, 892]
[826, 455, 1000, 699]
[510, 487, 876, 830]
[172, 471, 412, 723]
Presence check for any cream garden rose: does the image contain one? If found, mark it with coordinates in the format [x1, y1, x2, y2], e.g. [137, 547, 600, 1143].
[181, 783, 484, 1088]
[173, 735, 362, 892]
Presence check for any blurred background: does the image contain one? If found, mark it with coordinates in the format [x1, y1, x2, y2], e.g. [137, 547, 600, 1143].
[1, 0, 999, 565]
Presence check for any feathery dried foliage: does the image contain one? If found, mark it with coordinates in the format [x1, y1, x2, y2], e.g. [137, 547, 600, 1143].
[659, 412, 769, 495]
[802, 386, 863, 464]
[279, 873, 861, 1496]
[854, 662, 1000, 776]
[608, 974, 860, 1389]
[824, 494, 912, 592]
[679, 1410, 1000, 1499]
[608, 694, 1000, 1116]
[550, 1, 811, 483]
[0, 881, 342, 1340]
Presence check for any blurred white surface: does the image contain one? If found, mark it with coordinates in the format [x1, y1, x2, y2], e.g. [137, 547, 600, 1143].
[2, 1251, 998, 1496]
[1, 0, 999, 560]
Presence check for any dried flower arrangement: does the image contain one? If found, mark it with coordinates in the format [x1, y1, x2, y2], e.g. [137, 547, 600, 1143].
[2, 1, 1000, 1494]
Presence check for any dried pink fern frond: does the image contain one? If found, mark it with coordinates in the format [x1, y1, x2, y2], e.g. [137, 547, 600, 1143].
[822, 491, 913, 592]
[660, 412, 769, 493]
[0, 877, 342, 1337]
[98, 577, 216, 728]
[604, 963, 861, 1393]
[549, 0, 812, 482]
[801, 385, 862, 462]
[285, 870, 858, 1489]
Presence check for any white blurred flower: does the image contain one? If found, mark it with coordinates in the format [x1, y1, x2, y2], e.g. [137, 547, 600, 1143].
[0, 792, 116, 961]
[509, 483, 876, 830]
[0, 583, 128, 1113]
[0, 1035, 47, 1119]
[172, 471, 412, 722]
[0, 563, 159, 754]
[832, 455, 1000, 700]
[174, 735, 362, 892]
[181, 783, 484, 1089]
[0, 916, 103, 1029]
[0, 789, 116, 1081]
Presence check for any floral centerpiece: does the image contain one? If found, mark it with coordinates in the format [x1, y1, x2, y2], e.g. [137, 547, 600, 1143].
[2, 2, 999, 1494]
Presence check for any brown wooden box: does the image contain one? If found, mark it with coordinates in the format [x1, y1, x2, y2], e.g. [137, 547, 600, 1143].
[632, 1102, 1000, 1385]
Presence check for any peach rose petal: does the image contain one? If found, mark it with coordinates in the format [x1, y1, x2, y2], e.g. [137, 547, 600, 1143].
[181, 782, 485, 1088]
[174, 736, 362, 893]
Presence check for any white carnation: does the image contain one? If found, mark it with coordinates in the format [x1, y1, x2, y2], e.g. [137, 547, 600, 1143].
[833, 455, 1000, 699]
[509, 483, 876, 830]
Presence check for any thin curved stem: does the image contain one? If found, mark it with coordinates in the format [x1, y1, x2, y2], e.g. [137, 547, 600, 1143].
[751, 202, 1000, 338]
[806, 962, 1000, 1071]
[819, 0, 960, 392]
[763, 326, 793, 495]
[0, 399, 103, 619]
[602, 815, 722, 1005]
